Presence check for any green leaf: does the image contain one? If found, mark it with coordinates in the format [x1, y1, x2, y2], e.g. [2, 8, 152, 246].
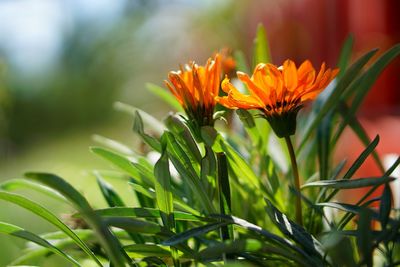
[333, 107, 384, 172]
[197, 239, 311, 267]
[0, 191, 101, 266]
[315, 202, 381, 218]
[317, 111, 333, 180]
[334, 44, 400, 145]
[252, 23, 271, 66]
[236, 109, 259, 146]
[128, 182, 200, 216]
[114, 101, 165, 136]
[91, 146, 154, 186]
[92, 134, 135, 155]
[233, 50, 250, 73]
[146, 83, 184, 112]
[96, 174, 125, 207]
[10, 229, 130, 265]
[357, 209, 373, 267]
[0, 221, 81, 266]
[132, 110, 162, 152]
[164, 131, 215, 213]
[0, 179, 68, 204]
[302, 176, 394, 189]
[322, 135, 380, 203]
[321, 232, 356, 267]
[162, 222, 228, 246]
[165, 115, 202, 164]
[265, 200, 324, 259]
[337, 35, 354, 78]
[124, 244, 171, 258]
[216, 152, 231, 241]
[154, 134, 174, 229]
[104, 217, 162, 234]
[298, 48, 378, 152]
[200, 126, 223, 152]
[343, 44, 400, 110]
[264, 156, 281, 195]
[379, 184, 392, 229]
[220, 141, 260, 189]
[25, 172, 129, 267]
[92, 207, 206, 222]
[212, 214, 316, 265]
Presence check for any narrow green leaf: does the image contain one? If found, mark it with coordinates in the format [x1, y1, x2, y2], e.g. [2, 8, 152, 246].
[317, 111, 333, 180]
[0, 191, 102, 266]
[334, 44, 400, 145]
[252, 23, 271, 66]
[146, 83, 184, 112]
[322, 135, 380, 202]
[0, 179, 67, 204]
[200, 126, 223, 152]
[233, 50, 250, 73]
[315, 202, 375, 216]
[298, 49, 378, 151]
[105, 217, 162, 234]
[92, 207, 206, 222]
[10, 229, 129, 265]
[236, 109, 259, 146]
[337, 158, 400, 229]
[265, 200, 324, 258]
[92, 134, 135, 155]
[163, 222, 228, 246]
[321, 232, 356, 267]
[212, 214, 316, 265]
[0, 221, 81, 266]
[164, 131, 215, 213]
[333, 106, 384, 172]
[303, 176, 394, 189]
[25, 173, 130, 267]
[91, 146, 154, 186]
[261, 155, 280, 194]
[343, 44, 400, 109]
[197, 239, 311, 267]
[216, 152, 231, 242]
[337, 35, 354, 78]
[165, 115, 202, 164]
[220, 141, 260, 190]
[132, 111, 162, 152]
[128, 182, 200, 216]
[154, 134, 174, 229]
[114, 101, 165, 136]
[357, 209, 373, 267]
[379, 184, 392, 229]
[96, 174, 125, 207]
[124, 244, 171, 258]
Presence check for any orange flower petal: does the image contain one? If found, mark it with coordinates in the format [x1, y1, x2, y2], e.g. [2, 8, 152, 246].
[283, 60, 298, 92]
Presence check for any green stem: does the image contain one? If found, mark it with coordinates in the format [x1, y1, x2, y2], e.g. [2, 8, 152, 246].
[284, 136, 303, 226]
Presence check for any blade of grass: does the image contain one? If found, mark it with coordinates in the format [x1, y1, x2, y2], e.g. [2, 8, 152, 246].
[0, 221, 81, 266]
[25, 172, 132, 267]
[0, 191, 102, 266]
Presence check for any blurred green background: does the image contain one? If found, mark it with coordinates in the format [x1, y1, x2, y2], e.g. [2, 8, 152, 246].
[1, 0, 399, 265]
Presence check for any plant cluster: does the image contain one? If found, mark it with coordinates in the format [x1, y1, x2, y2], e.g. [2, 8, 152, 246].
[1, 25, 400, 267]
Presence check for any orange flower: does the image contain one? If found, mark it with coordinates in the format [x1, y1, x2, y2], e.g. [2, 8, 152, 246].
[165, 54, 221, 127]
[217, 48, 236, 76]
[216, 60, 339, 137]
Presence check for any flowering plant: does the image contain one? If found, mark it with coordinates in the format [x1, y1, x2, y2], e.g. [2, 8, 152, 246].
[1, 25, 400, 267]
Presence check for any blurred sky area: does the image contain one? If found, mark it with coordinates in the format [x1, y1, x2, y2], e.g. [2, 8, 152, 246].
[0, 0, 127, 74]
